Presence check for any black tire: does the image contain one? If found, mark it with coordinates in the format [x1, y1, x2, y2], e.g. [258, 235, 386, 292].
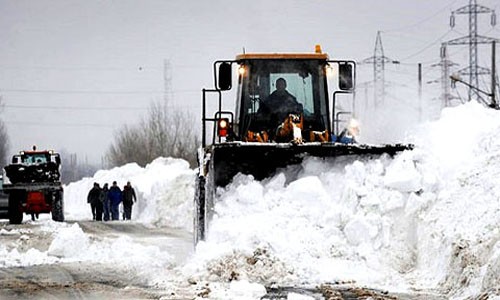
[8, 193, 23, 224]
[194, 175, 206, 245]
[51, 190, 64, 222]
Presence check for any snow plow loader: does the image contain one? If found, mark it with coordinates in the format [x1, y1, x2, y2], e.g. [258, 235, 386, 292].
[195, 46, 411, 243]
[1, 147, 64, 224]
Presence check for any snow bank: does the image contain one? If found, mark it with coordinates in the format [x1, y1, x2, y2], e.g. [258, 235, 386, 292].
[64, 157, 195, 230]
[184, 101, 500, 299]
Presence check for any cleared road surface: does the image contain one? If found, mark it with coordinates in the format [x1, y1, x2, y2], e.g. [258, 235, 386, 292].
[0, 219, 446, 300]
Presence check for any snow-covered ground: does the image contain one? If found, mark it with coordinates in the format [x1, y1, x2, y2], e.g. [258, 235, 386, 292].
[1, 101, 500, 299]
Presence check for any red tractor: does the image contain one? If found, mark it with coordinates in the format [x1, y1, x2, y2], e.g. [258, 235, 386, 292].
[1, 147, 64, 224]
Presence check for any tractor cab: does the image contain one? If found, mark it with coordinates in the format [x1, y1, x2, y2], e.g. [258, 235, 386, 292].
[203, 46, 354, 146]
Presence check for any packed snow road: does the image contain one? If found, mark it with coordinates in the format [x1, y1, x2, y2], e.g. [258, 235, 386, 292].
[0, 218, 193, 299]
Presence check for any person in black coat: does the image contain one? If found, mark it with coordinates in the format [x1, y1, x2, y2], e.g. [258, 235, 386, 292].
[87, 182, 102, 221]
[101, 183, 110, 221]
[259, 77, 303, 122]
[122, 181, 137, 220]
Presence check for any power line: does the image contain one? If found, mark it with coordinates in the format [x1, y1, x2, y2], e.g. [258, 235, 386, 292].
[4, 120, 116, 128]
[4, 104, 149, 111]
[0, 64, 200, 71]
[0, 88, 199, 95]
[0, 65, 161, 72]
[3, 103, 195, 111]
[399, 30, 455, 62]
[382, 0, 461, 32]
[0, 88, 163, 95]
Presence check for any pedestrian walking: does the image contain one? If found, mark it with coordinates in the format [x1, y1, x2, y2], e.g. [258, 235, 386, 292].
[122, 181, 137, 220]
[101, 183, 110, 221]
[87, 182, 101, 221]
[108, 181, 122, 221]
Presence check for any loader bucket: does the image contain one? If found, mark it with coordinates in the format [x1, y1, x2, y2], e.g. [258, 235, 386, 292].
[194, 141, 412, 243]
[209, 142, 412, 187]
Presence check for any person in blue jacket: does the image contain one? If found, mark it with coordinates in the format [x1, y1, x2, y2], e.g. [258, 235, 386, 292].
[108, 181, 122, 221]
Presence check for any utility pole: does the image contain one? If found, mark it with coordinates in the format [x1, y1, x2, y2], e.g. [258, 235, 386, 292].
[163, 59, 172, 106]
[418, 63, 422, 121]
[446, 0, 498, 101]
[362, 31, 399, 108]
[491, 41, 497, 108]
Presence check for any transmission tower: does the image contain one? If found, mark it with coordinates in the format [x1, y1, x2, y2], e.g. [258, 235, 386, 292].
[432, 45, 459, 108]
[445, 0, 498, 101]
[362, 31, 399, 107]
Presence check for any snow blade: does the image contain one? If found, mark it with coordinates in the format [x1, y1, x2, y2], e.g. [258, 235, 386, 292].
[210, 142, 413, 187]
[194, 141, 412, 243]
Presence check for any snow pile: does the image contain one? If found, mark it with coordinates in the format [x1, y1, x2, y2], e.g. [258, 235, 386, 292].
[0, 247, 59, 268]
[186, 154, 421, 290]
[185, 101, 500, 299]
[64, 157, 195, 229]
[47, 223, 174, 268]
[47, 223, 90, 257]
[0, 220, 174, 282]
[408, 102, 500, 298]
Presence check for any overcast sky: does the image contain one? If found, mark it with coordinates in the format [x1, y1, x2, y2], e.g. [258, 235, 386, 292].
[0, 0, 498, 164]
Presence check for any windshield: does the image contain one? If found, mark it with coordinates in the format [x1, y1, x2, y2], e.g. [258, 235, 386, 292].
[237, 59, 328, 137]
[21, 153, 49, 164]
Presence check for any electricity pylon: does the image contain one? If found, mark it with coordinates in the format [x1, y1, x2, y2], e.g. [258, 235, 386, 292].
[362, 31, 399, 107]
[445, 0, 498, 101]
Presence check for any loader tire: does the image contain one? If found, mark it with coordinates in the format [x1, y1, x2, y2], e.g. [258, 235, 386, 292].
[51, 190, 64, 222]
[194, 175, 206, 245]
[8, 193, 23, 224]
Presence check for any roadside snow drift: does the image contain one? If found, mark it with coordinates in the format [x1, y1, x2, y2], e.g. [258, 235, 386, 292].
[64, 157, 195, 230]
[185, 101, 500, 299]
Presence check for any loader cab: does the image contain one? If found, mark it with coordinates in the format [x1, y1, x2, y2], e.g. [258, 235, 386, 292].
[203, 47, 355, 146]
[234, 57, 330, 140]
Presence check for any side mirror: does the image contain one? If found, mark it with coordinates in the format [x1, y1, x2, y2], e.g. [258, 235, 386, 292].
[218, 62, 232, 90]
[338, 63, 354, 91]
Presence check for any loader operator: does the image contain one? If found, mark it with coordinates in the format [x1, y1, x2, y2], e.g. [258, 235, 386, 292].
[259, 78, 303, 122]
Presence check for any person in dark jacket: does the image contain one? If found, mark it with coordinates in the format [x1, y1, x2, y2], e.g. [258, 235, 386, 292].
[122, 181, 137, 220]
[101, 183, 110, 221]
[259, 78, 303, 122]
[108, 181, 122, 221]
[87, 182, 101, 221]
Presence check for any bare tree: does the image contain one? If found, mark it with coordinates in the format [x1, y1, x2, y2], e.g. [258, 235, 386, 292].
[58, 149, 100, 184]
[0, 97, 9, 167]
[107, 101, 199, 168]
